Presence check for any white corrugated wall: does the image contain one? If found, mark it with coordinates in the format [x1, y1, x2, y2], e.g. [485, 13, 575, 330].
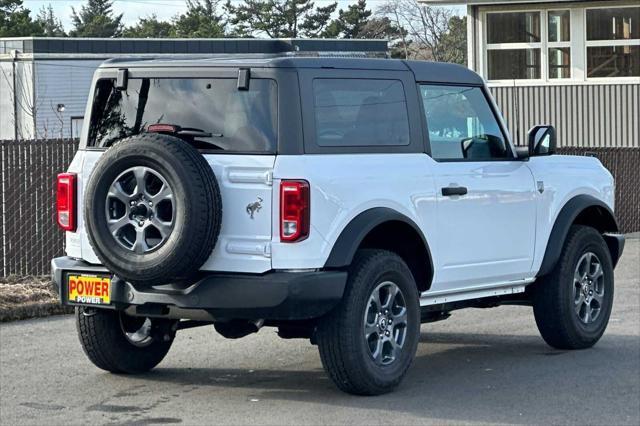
[33, 60, 102, 139]
[490, 84, 640, 148]
[0, 62, 15, 140]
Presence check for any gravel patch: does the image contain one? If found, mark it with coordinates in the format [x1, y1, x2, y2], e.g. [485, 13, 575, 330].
[0, 276, 72, 322]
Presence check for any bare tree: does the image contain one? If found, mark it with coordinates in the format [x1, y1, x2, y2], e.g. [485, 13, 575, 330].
[378, 0, 463, 63]
[376, 3, 409, 59]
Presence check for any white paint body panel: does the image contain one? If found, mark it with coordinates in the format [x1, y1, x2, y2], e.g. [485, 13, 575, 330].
[69, 150, 275, 273]
[271, 154, 439, 271]
[525, 155, 615, 274]
[66, 149, 615, 302]
[431, 160, 537, 290]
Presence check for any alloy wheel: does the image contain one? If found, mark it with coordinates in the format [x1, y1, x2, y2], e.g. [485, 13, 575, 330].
[573, 252, 605, 325]
[105, 166, 175, 254]
[363, 281, 408, 366]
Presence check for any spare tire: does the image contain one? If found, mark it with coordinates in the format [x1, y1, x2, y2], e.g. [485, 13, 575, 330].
[84, 133, 222, 285]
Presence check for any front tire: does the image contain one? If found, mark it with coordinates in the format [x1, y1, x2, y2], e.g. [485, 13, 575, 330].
[532, 225, 614, 350]
[316, 250, 420, 395]
[76, 307, 175, 374]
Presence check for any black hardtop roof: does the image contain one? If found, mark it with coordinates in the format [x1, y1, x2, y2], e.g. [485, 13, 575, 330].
[100, 56, 484, 85]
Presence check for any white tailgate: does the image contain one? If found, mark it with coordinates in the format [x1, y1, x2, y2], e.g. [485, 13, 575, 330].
[74, 151, 275, 273]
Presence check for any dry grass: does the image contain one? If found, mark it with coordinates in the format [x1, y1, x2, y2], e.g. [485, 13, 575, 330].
[0, 276, 72, 322]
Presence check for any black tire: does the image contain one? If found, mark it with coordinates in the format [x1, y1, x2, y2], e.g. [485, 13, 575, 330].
[75, 307, 175, 374]
[316, 249, 420, 395]
[84, 134, 222, 285]
[532, 225, 614, 350]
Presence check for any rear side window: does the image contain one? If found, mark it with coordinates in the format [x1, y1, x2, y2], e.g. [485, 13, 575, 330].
[88, 78, 277, 152]
[420, 85, 510, 160]
[312, 79, 410, 147]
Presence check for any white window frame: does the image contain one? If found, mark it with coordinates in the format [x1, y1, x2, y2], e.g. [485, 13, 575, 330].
[547, 10, 572, 79]
[70, 116, 84, 139]
[479, 2, 640, 85]
[584, 5, 640, 82]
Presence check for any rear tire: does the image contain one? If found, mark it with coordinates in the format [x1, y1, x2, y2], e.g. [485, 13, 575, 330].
[75, 307, 175, 374]
[316, 250, 420, 395]
[532, 225, 614, 350]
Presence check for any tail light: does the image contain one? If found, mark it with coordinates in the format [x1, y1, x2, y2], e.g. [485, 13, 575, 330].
[280, 180, 310, 242]
[147, 123, 178, 133]
[56, 172, 77, 231]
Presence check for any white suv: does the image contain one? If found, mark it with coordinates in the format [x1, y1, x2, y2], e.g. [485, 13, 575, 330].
[52, 57, 625, 395]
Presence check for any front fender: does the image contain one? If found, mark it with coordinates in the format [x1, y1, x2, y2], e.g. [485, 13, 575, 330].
[537, 194, 620, 277]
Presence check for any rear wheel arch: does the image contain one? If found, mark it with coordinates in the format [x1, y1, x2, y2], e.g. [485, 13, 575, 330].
[538, 195, 620, 277]
[324, 208, 433, 293]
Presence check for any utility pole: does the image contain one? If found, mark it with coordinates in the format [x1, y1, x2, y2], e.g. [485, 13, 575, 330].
[11, 49, 18, 141]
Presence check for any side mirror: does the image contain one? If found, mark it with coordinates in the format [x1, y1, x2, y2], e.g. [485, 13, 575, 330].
[528, 125, 556, 156]
[515, 146, 530, 160]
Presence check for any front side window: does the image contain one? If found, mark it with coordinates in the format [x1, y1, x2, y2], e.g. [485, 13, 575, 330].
[88, 78, 278, 152]
[420, 85, 510, 161]
[586, 7, 640, 77]
[312, 79, 410, 147]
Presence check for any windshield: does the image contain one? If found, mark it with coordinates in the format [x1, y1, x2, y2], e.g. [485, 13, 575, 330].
[88, 77, 277, 153]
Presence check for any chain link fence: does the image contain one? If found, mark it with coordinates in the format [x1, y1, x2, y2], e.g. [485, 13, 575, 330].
[557, 147, 639, 234]
[0, 140, 638, 277]
[1, 139, 79, 276]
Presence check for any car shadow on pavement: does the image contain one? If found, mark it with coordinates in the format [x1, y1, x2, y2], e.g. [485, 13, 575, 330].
[138, 330, 640, 425]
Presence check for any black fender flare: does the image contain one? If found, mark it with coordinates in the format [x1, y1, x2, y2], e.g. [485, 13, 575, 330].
[537, 194, 620, 277]
[324, 207, 434, 280]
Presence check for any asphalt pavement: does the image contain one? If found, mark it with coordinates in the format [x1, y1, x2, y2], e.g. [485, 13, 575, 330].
[1, 238, 638, 425]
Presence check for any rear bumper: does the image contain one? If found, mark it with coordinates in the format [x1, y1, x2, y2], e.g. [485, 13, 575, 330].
[51, 257, 347, 320]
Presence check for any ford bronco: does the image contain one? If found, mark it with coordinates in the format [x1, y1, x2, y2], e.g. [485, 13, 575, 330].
[52, 56, 624, 395]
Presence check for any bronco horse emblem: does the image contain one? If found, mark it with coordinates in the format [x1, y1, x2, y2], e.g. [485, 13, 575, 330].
[246, 197, 263, 219]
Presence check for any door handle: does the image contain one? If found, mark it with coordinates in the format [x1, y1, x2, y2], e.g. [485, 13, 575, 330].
[441, 186, 468, 196]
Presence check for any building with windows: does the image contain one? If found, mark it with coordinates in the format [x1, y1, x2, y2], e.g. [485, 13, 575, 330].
[0, 37, 387, 141]
[422, 0, 639, 149]
[421, 0, 639, 232]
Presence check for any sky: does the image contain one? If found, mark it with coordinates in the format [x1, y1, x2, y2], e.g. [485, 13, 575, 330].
[23, 0, 466, 33]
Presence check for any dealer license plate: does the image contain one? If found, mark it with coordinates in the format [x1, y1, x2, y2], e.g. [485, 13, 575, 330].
[67, 274, 111, 305]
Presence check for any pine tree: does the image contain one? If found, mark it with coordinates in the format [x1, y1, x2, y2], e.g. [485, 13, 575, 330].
[329, 0, 371, 38]
[0, 0, 43, 37]
[124, 14, 173, 38]
[70, 0, 123, 37]
[172, 0, 226, 38]
[439, 16, 467, 65]
[226, 0, 336, 38]
[35, 4, 65, 36]
[299, 2, 336, 37]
